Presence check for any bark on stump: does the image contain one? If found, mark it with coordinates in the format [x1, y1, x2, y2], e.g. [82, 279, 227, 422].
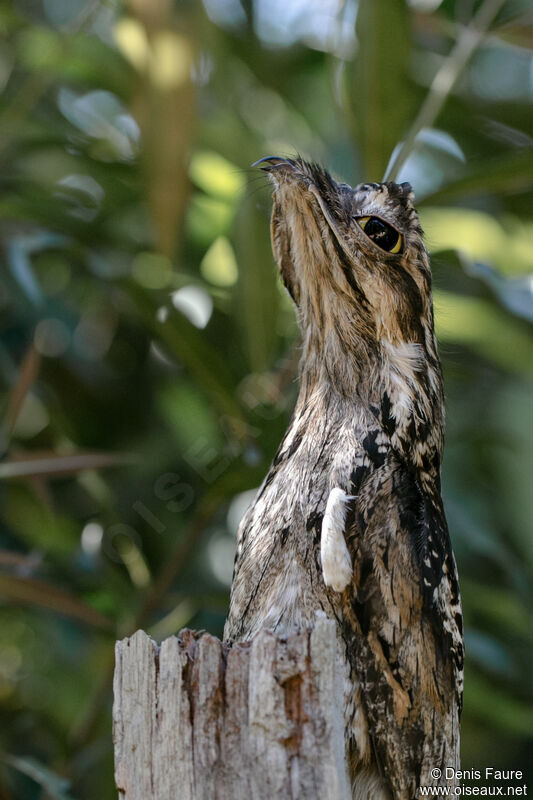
[113, 617, 350, 800]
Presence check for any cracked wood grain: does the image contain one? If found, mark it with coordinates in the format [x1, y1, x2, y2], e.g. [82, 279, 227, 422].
[113, 618, 350, 800]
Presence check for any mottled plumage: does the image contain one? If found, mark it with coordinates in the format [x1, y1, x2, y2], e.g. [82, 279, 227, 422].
[224, 157, 463, 800]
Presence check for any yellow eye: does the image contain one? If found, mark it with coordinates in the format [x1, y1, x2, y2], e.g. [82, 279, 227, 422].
[357, 216, 403, 254]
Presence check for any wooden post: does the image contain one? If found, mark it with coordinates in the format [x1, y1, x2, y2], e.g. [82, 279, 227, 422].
[113, 617, 351, 800]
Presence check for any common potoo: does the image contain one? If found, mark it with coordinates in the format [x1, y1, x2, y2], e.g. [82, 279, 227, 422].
[224, 157, 463, 800]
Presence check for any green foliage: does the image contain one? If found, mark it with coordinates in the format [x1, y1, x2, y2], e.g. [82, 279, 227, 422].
[0, 1, 532, 797]
[351, 0, 414, 179]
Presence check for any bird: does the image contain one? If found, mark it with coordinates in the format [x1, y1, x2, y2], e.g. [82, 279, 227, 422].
[224, 156, 463, 800]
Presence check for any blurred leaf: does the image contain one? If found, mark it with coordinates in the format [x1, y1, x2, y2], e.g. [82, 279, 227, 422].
[201, 236, 239, 287]
[115, 536, 151, 589]
[421, 208, 533, 277]
[189, 150, 245, 201]
[158, 382, 223, 452]
[4, 755, 74, 800]
[0, 574, 114, 631]
[462, 260, 533, 323]
[492, 11, 533, 49]
[16, 26, 64, 73]
[186, 194, 235, 246]
[385, 0, 509, 182]
[350, 0, 412, 179]
[421, 150, 533, 204]
[123, 282, 248, 428]
[434, 289, 533, 375]
[3, 485, 80, 557]
[7, 233, 67, 308]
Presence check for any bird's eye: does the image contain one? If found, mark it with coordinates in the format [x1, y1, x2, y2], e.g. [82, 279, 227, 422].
[356, 216, 403, 254]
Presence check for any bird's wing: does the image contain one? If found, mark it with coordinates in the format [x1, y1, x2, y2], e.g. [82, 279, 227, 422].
[344, 455, 463, 800]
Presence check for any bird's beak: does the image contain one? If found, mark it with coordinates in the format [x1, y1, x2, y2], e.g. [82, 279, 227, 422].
[252, 155, 295, 173]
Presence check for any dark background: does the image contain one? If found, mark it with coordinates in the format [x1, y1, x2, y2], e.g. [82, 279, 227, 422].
[0, 0, 532, 797]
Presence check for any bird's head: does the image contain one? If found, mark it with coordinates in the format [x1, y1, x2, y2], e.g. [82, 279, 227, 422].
[257, 155, 444, 472]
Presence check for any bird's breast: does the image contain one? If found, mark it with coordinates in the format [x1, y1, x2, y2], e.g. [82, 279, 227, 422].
[224, 403, 374, 641]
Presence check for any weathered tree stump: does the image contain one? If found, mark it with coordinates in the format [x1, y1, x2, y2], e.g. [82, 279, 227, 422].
[113, 617, 351, 799]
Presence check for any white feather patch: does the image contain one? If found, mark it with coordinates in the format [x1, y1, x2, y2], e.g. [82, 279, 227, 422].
[382, 339, 425, 416]
[321, 487, 354, 592]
